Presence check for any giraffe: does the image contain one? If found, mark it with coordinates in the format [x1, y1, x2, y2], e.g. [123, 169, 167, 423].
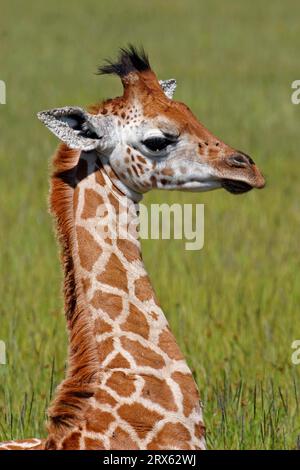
[0, 46, 265, 451]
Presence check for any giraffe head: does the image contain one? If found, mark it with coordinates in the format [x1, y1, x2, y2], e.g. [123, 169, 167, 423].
[38, 46, 265, 198]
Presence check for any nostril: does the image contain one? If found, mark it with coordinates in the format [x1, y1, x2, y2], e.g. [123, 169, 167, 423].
[228, 152, 255, 168]
[237, 151, 255, 165]
[234, 155, 249, 165]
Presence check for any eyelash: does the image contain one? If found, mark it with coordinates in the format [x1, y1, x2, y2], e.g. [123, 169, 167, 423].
[142, 137, 173, 152]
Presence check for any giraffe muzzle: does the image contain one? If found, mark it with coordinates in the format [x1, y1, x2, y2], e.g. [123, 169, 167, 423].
[221, 152, 265, 194]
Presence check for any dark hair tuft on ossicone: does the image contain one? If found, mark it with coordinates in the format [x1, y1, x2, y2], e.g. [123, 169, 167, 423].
[98, 45, 151, 77]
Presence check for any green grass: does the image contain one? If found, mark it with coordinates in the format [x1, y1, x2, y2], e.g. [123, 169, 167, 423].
[1, 0, 300, 449]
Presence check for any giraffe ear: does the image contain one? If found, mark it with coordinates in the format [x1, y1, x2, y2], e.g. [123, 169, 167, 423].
[37, 106, 111, 151]
[159, 79, 177, 99]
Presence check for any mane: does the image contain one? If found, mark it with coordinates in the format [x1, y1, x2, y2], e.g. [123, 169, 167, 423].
[46, 136, 102, 447]
[98, 44, 150, 77]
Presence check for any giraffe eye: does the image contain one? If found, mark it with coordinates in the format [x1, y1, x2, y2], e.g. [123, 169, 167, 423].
[142, 137, 172, 152]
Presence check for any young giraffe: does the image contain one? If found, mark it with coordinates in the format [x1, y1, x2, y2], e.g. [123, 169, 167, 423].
[0, 47, 264, 451]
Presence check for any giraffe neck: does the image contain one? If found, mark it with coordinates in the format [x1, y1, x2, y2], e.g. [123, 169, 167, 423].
[47, 146, 205, 450]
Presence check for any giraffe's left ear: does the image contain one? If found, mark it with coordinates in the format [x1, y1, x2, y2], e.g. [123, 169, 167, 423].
[159, 79, 177, 99]
[37, 106, 114, 151]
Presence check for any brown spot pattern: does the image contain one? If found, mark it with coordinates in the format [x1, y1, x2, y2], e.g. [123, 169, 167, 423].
[134, 275, 153, 302]
[97, 253, 128, 292]
[110, 427, 139, 450]
[96, 337, 114, 363]
[81, 188, 104, 219]
[121, 303, 149, 339]
[107, 353, 131, 369]
[118, 403, 163, 438]
[86, 408, 115, 433]
[194, 423, 205, 440]
[158, 327, 184, 360]
[117, 239, 140, 262]
[137, 155, 146, 164]
[95, 169, 106, 186]
[61, 432, 81, 450]
[108, 193, 120, 215]
[81, 277, 91, 293]
[91, 291, 123, 319]
[147, 422, 191, 450]
[94, 389, 117, 407]
[161, 168, 174, 176]
[84, 437, 105, 450]
[171, 371, 200, 417]
[121, 337, 165, 369]
[106, 371, 136, 397]
[76, 226, 102, 271]
[94, 317, 112, 335]
[141, 375, 177, 411]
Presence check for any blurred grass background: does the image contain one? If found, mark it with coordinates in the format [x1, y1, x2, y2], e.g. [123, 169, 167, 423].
[0, 0, 300, 449]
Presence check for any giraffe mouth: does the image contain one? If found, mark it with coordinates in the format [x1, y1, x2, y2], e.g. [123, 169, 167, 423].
[221, 179, 253, 194]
